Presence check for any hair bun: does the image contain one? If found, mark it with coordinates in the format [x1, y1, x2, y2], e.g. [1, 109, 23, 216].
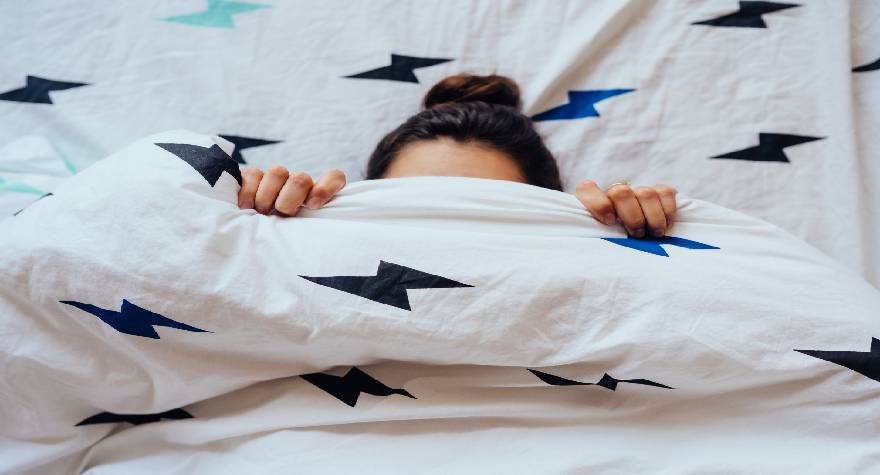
[422, 74, 522, 111]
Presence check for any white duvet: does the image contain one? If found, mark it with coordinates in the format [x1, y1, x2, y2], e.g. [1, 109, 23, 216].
[1, 131, 878, 474]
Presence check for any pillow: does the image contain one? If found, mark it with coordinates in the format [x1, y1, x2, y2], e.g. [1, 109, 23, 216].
[1, 130, 878, 474]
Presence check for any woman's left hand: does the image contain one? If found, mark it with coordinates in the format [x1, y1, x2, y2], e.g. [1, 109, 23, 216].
[573, 181, 678, 238]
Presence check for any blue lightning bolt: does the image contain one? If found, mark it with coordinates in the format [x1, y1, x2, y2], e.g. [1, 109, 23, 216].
[601, 235, 720, 257]
[60, 299, 210, 339]
[531, 89, 635, 121]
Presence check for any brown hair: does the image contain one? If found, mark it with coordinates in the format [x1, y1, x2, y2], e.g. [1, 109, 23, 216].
[365, 73, 563, 191]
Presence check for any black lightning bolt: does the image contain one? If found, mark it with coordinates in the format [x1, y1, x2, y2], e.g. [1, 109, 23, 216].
[795, 337, 880, 383]
[60, 299, 210, 339]
[0, 75, 89, 104]
[299, 260, 473, 311]
[155, 142, 242, 186]
[853, 57, 880, 73]
[528, 369, 674, 391]
[12, 192, 53, 216]
[692, 1, 800, 28]
[217, 134, 281, 164]
[75, 408, 193, 426]
[710, 133, 823, 162]
[301, 367, 416, 407]
[343, 54, 453, 83]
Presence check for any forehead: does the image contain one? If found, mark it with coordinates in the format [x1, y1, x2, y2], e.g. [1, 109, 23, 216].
[385, 137, 526, 182]
[395, 138, 513, 165]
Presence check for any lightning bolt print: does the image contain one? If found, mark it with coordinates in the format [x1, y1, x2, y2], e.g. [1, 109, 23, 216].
[217, 134, 281, 164]
[155, 142, 243, 186]
[299, 260, 473, 311]
[709, 133, 824, 163]
[531, 89, 635, 121]
[528, 369, 674, 391]
[161, 0, 269, 28]
[301, 367, 416, 407]
[0, 75, 89, 104]
[692, 1, 800, 28]
[853, 57, 880, 73]
[600, 236, 720, 257]
[76, 408, 194, 426]
[795, 337, 880, 383]
[60, 299, 210, 339]
[343, 54, 454, 83]
[12, 192, 53, 216]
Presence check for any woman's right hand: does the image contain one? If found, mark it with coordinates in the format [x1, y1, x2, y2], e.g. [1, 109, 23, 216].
[237, 166, 346, 216]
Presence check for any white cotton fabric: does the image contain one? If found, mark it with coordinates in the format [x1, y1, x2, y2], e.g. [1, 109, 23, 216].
[0, 131, 878, 474]
[0, 136, 73, 213]
[0, 0, 877, 288]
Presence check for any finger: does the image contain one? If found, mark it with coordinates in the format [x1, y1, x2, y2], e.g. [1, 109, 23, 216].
[634, 186, 668, 237]
[254, 165, 290, 214]
[274, 172, 314, 216]
[574, 180, 617, 225]
[237, 167, 263, 209]
[607, 184, 646, 237]
[304, 169, 347, 209]
[654, 184, 678, 229]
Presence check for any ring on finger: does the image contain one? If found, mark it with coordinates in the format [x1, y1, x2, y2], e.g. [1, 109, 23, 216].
[606, 181, 630, 193]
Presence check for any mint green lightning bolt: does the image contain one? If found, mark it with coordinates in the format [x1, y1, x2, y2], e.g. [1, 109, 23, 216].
[161, 0, 269, 28]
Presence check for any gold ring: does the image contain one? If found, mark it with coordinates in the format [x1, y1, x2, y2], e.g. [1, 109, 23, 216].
[606, 181, 630, 192]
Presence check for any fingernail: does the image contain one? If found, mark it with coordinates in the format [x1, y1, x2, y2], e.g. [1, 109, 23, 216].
[604, 214, 615, 225]
[653, 228, 665, 237]
[633, 227, 645, 238]
[305, 197, 321, 209]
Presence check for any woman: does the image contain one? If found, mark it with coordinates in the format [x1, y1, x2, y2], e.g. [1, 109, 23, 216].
[237, 74, 677, 238]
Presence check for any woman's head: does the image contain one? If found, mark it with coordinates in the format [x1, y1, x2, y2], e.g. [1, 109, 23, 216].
[365, 74, 563, 191]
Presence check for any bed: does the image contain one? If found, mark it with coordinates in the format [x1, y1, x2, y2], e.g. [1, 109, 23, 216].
[1, 1, 878, 473]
